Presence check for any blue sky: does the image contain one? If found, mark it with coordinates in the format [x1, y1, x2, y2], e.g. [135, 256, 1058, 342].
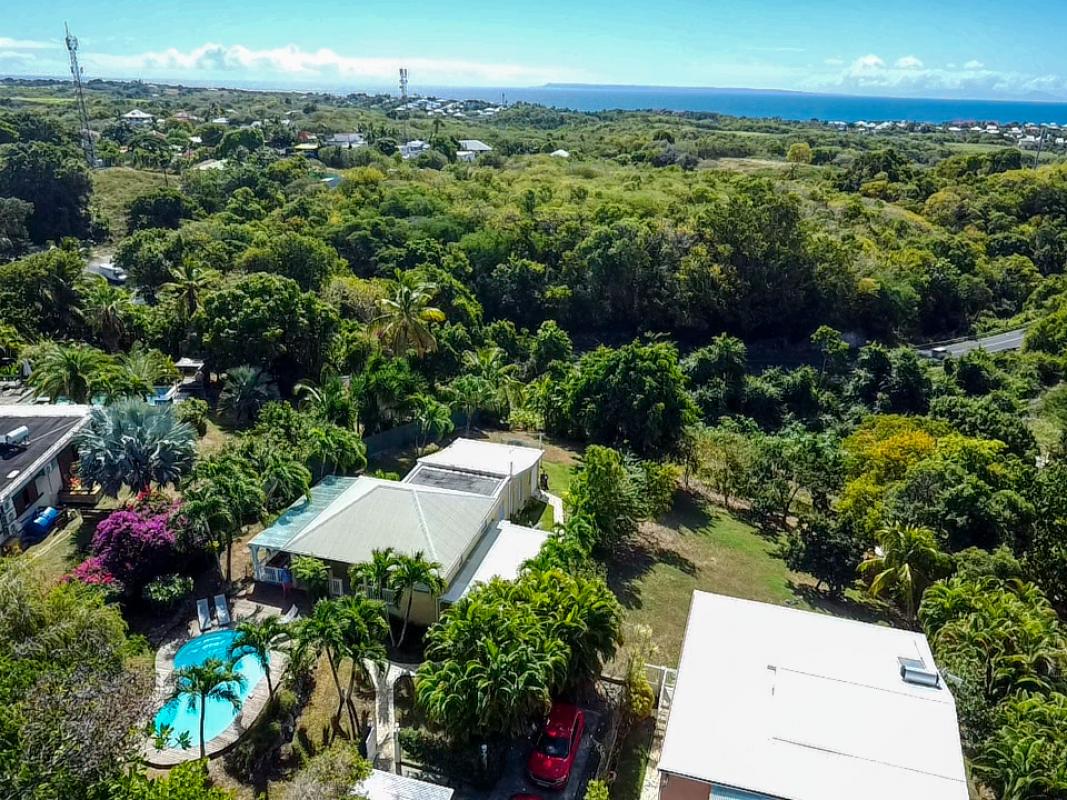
[4, 0, 1067, 99]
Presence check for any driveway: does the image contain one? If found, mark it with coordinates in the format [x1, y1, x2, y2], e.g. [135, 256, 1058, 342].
[481, 710, 601, 800]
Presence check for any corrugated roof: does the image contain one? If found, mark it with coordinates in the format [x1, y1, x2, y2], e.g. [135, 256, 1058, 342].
[257, 476, 496, 581]
[0, 405, 90, 501]
[442, 520, 549, 603]
[249, 475, 357, 551]
[659, 592, 968, 800]
[359, 769, 453, 800]
[416, 438, 541, 477]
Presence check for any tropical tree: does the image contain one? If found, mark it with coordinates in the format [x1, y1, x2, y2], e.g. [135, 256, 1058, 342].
[411, 393, 454, 455]
[168, 658, 245, 759]
[370, 270, 445, 357]
[292, 600, 347, 726]
[230, 617, 289, 698]
[389, 552, 444, 648]
[181, 487, 238, 582]
[462, 346, 522, 414]
[349, 548, 399, 644]
[120, 344, 179, 395]
[76, 401, 197, 496]
[80, 277, 133, 352]
[219, 365, 278, 428]
[336, 595, 390, 738]
[296, 374, 360, 429]
[27, 342, 111, 403]
[860, 522, 948, 622]
[448, 374, 492, 434]
[163, 259, 216, 319]
[292, 556, 331, 601]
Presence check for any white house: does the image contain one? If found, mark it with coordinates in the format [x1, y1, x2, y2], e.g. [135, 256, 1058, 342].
[0, 405, 90, 543]
[456, 139, 493, 161]
[325, 132, 366, 149]
[122, 109, 155, 127]
[550, 148, 571, 158]
[248, 438, 548, 625]
[399, 139, 430, 159]
[657, 592, 969, 800]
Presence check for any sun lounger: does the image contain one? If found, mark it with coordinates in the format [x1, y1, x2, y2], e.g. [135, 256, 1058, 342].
[214, 594, 231, 626]
[280, 604, 299, 624]
[197, 598, 213, 632]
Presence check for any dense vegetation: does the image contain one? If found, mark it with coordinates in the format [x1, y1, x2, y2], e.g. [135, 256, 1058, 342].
[2, 79, 1067, 799]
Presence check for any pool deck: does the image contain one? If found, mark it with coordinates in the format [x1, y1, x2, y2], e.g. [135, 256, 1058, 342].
[143, 596, 291, 768]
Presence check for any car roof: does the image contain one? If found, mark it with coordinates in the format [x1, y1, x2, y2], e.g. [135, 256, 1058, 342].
[545, 702, 581, 734]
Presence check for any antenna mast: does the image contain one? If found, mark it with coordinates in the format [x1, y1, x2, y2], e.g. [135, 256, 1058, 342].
[64, 23, 96, 167]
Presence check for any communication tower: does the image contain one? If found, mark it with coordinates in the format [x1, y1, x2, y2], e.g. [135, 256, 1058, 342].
[64, 23, 96, 167]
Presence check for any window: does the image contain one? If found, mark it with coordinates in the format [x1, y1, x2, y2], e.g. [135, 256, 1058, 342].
[13, 481, 40, 516]
[329, 577, 344, 597]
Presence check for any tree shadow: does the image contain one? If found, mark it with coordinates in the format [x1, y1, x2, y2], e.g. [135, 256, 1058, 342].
[605, 532, 697, 611]
[787, 581, 891, 625]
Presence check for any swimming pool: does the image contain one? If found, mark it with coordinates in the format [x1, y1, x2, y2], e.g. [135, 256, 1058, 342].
[153, 629, 268, 749]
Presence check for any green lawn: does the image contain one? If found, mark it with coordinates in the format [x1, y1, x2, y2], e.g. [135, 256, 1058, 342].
[608, 491, 881, 666]
[543, 459, 574, 499]
[21, 515, 90, 585]
[91, 167, 168, 239]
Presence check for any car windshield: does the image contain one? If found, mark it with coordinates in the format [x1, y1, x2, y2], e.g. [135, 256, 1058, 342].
[537, 733, 570, 758]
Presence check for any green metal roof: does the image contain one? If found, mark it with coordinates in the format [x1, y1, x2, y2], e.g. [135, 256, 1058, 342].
[249, 475, 358, 551]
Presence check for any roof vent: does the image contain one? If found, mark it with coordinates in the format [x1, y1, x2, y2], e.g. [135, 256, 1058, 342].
[1, 426, 30, 447]
[899, 656, 941, 688]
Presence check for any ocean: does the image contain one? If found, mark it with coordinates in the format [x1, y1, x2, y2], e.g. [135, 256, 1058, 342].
[420, 84, 1067, 126]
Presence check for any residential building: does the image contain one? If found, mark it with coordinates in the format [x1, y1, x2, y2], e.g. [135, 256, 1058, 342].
[358, 769, 453, 800]
[122, 108, 155, 127]
[399, 139, 430, 159]
[456, 139, 493, 161]
[0, 405, 90, 544]
[325, 132, 366, 148]
[248, 438, 548, 623]
[657, 592, 969, 800]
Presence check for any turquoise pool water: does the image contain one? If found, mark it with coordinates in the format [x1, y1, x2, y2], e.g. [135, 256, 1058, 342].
[153, 629, 267, 748]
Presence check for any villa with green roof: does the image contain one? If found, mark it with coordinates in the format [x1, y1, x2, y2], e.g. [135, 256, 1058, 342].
[248, 438, 549, 625]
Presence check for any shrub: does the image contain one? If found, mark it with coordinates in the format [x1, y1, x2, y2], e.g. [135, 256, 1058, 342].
[396, 728, 503, 788]
[87, 505, 179, 595]
[584, 780, 610, 800]
[142, 573, 194, 611]
[227, 689, 298, 782]
[175, 398, 209, 436]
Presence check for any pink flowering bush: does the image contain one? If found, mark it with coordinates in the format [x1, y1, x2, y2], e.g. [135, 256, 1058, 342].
[68, 556, 122, 592]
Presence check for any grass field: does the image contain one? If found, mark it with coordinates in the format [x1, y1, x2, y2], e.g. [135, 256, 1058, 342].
[91, 167, 168, 239]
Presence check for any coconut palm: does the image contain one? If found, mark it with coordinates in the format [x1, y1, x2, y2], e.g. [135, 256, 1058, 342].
[305, 423, 367, 479]
[182, 487, 238, 582]
[76, 400, 197, 496]
[295, 374, 360, 429]
[163, 259, 216, 319]
[389, 552, 444, 649]
[860, 522, 947, 623]
[218, 365, 278, 428]
[230, 616, 290, 698]
[349, 548, 399, 643]
[448, 374, 493, 434]
[411, 393, 454, 455]
[169, 657, 245, 759]
[80, 277, 133, 352]
[292, 600, 348, 725]
[370, 271, 445, 357]
[259, 450, 313, 511]
[462, 346, 523, 415]
[27, 342, 111, 403]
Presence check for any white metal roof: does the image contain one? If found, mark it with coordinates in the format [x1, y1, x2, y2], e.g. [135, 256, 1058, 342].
[417, 438, 542, 478]
[442, 520, 549, 603]
[658, 592, 968, 800]
[269, 476, 496, 582]
[358, 769, 454, 800]
[458, 139, 492, 151]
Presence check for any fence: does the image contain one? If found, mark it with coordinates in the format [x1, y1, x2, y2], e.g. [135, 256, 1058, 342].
[365, 723, 377, 763]
[364, 411, 468, 457]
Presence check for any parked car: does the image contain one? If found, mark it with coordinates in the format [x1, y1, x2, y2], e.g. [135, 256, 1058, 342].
[527, 702, 585, 789]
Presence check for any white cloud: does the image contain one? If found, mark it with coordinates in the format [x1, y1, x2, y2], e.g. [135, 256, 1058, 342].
[807, 52, 1067, 100]
[964, 59, 985, 70]
[823, 57, 845, 67]
[81, 42, 582, 86]
[0, 36, 55, 50]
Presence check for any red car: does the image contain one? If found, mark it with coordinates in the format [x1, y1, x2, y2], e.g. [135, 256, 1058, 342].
[527, 702, 586, 789]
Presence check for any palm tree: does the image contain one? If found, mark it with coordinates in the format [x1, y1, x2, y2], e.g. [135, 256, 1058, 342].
[231, 617, 290, 698]
[292, 556, 331, 602]
[219, 366, 277, 428]
[76, 400, 197, 496]
[349, 548, 399, 644]
[120, 344, 179, 395]
[370, 271, 445, 357]
[163, 260, 216, 319]
[336, 595, 390, 738]
[27, 342, 111, 403]
[448, 374, 492, 434]
[411, 394, 454, 455]
[462, 346, 522, 415]
[182, 487, 238, 582]
[860, 522, 947, 623]
[80, 277, 133, 352]
[295, 374, 360, 429]
[389, 552, 444, 649]
[259, 451, 313, 511]
[169, 658, 245, 759]
[292, 600, 348, 726]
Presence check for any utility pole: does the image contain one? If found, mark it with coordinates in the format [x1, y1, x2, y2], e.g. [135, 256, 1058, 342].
[65, 23, 96, 168]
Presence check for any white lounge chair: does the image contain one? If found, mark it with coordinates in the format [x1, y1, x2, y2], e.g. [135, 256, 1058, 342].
[197, 598, 213, 632]
[214, 594, 231, 626]
[280, 604, 299, 624]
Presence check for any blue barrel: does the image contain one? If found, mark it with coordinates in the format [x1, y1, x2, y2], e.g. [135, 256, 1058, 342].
[23, 507, 60, 540]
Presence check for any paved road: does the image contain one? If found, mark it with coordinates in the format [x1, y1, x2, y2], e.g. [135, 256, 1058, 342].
[918, 328, 1026, 359]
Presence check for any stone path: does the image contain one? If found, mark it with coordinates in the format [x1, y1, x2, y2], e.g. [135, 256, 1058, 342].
[368, 659, 419, 771]
[538, 489, 565, 525]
